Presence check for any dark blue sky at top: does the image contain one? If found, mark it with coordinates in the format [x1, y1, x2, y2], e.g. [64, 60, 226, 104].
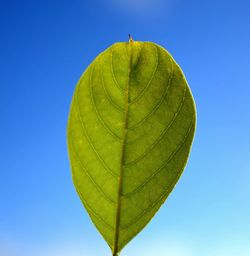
[0, 0, 250, 255]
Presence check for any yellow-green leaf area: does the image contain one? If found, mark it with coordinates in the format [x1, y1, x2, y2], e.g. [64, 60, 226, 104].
[67, 41, 196, 255]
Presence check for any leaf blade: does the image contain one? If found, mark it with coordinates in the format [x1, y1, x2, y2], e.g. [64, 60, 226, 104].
[67, 41, 196, 254]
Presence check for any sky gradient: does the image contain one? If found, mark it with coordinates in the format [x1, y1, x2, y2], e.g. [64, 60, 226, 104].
[1, 0, 250, 255]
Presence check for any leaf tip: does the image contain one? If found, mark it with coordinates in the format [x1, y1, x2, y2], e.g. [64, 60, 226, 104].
[128, 34, 133, 43]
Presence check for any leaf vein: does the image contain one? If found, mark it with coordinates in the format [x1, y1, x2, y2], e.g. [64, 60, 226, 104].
[101, 66, 124, 112]
[74, 186, 114, 231]
[90, 64, 122, 142]
[125, 84, 187, 167]
[120, 118, 195, 230]
[76, 71, 119, 178]
[130, 45, 158, 104]
[68, 131, 117, 205]
[123, 116, 195, 197]
[111, 47, 126, 92]
[128, 57, 173, 130]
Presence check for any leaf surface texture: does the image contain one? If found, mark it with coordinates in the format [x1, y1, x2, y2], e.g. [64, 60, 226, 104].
[67, 41, 196, 255]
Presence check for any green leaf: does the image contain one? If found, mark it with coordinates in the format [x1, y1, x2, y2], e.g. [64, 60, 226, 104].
[67, 40, 196, 255]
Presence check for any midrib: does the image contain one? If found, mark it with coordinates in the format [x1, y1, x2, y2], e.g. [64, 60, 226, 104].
[113, 40, 133, 256]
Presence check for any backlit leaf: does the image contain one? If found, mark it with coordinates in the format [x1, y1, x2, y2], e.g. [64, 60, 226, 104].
[67, 40, 196, 255]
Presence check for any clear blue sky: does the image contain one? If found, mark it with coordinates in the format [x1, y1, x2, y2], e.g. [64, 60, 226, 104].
[1, 0, 250, 255]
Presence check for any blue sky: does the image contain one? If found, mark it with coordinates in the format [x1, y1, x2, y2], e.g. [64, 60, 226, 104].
[1, 0, 250, 255]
